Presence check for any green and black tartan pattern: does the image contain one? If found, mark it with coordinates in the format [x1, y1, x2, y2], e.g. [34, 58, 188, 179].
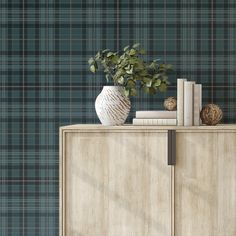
[1, 0, 236, 235]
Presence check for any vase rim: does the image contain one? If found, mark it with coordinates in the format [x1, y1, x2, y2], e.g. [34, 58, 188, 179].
[102, 85, 123, 89]
[103, 85, 122, 87]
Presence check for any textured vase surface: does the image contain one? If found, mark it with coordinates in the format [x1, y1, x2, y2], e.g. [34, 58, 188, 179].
[95, 86, 131, 126]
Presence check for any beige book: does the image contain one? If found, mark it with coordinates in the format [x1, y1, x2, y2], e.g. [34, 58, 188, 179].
[184, 81, 195, 126]
[194, 84, 202, 126]
[177, 78, 187, 126]
[133, 118, 177, 126]
[136, 111, 177, 119]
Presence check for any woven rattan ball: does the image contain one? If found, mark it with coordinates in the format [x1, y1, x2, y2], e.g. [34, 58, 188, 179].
[164, 97, 177, 111]
[200, 104, 223, 125]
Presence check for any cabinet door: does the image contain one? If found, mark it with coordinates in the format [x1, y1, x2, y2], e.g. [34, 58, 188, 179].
[61, 131, 172, 236]
[175, 132, 236, 236]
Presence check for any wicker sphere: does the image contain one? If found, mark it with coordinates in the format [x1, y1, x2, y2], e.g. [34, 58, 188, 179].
[164, 97, 177, 111]
[200, 104, 223, 125]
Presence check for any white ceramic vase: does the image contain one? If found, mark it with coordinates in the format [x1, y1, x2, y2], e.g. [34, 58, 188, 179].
[95, 86, 131, 126]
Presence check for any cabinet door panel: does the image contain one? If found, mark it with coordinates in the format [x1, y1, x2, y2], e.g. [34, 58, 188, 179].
[175, 132, 236, 236]
[63, 131, 172, 236]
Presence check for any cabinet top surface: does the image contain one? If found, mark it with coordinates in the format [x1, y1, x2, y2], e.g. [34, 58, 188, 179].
[60, 124, 236, 131]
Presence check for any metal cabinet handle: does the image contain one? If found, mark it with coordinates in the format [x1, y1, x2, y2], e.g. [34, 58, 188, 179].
[168, 130, 176, 165]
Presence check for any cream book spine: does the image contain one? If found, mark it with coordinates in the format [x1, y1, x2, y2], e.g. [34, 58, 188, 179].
[194, 84, 202, 126]
[184, 81, 195, 126]
[133, 119, 177, 126]
[177, 78, 187, 126]
[199, 85, 202, 125]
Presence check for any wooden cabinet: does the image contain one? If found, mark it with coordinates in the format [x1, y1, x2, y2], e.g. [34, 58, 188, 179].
[60, 125, 236, 236]
[60, 128, 173, 236]
[175, 131, 236, 236]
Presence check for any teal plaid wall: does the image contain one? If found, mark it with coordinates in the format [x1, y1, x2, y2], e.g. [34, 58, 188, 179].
[1, 0, 236, 235]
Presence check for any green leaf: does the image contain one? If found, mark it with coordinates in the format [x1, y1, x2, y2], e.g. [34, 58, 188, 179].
[123, 45, 130, 51]
[104, 68, 109, 73]
[154, 79, 161, 87]
[120, 54, 125, 60]
[142, 85, 157, 95]
[139, 70, 148, 77]
[132, 43, 140, 48]
[149, 87, 156, 95]
[95, 52, 101, 60]
[105, 74, 110, 82]
[140, 48, 146, 54]
[88, 57, 94, 65]
[107, 52, 113, 57]
[125, 65, 134, 75]
[128, 57, 139, 64]
[129, 49, 136, 56]
[158, 64, 165, 72]
[111, 55, 119, 63]
[166, 80, 171, 85]
[117, 76, 124, 85]
[165, 64, 173, 70]
[149, 62, 158, 70]
[136, 63, 145, 70]
[124, 64, 131, 70]
[102, 49, 110, 53]
[130, 88, 137, 96]
[145, 80, 152, 88]
[153, 73, 161, 79]
[124, 89, 130, 97]
[126, 69, 133, 75]
[142, 86, 149, 94]
[126, 79, 135, 87]
[143, 77, 152, 83]
[90, 65, 96, 73]
[162, 75, 168, 82]
[159, 83, 167, 92]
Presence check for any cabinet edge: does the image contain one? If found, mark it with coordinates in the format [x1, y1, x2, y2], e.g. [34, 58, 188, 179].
[59, 129, 66, 236]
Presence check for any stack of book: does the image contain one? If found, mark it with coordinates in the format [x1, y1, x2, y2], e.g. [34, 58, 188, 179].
[133, 110, 177, 126]
[132, 78, 202, 126]
[177, 78, 202, 126]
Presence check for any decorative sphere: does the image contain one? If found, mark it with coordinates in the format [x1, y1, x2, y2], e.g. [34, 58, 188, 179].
[200, 104, 223, 125]
[164, 97, 177, 111]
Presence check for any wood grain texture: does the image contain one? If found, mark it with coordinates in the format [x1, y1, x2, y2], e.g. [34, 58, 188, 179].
[174, 132, 236, 236]
[61, 131, 172, 236]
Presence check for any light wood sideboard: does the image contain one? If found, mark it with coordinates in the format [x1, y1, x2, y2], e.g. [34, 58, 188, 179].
[60, 125, 236, 236]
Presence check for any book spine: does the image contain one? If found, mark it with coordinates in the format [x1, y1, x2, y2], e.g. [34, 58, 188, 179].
[177, 78, 187, 126]
[184, 81, 195, 126]
[193, 84, 202, 126]
[199, 85, 202, 125]
[133, 119, 177, 126]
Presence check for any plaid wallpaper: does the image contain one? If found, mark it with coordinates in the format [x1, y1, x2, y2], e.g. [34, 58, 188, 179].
[1, 0, 236, 235]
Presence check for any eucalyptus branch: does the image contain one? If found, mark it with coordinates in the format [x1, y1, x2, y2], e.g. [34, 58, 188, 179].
[88, 43, 173, 97]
